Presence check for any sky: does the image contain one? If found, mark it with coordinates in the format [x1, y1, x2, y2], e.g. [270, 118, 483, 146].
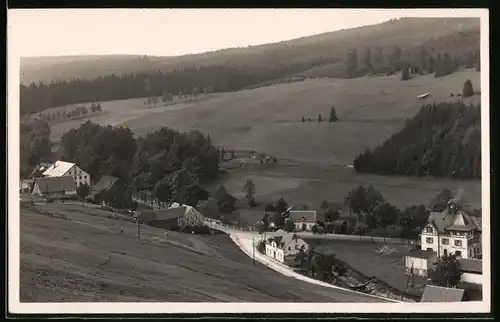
[8, 9, 481, 58]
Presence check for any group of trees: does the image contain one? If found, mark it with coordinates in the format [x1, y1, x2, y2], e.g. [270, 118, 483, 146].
[20, 119, 52, 178]
[34, 103, 103, 123]
[56, 121, 220, 208]
[301, 106, 338, 123]
[353, 101, 481, 179]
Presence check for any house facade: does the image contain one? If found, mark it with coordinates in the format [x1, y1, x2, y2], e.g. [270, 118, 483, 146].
[265, 234, 309, 263]
[32, 176, 77, 197]
[404, 249, 438, 277]
[42, 160, 91, 187]
[288, 210, 317, 231]
[420, 200, 481, 259]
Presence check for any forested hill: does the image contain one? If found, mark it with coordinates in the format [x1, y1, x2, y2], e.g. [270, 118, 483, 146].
[353, 101, 481, 180]
[21, 17, 479, 84]
[20, 17, 480, 115]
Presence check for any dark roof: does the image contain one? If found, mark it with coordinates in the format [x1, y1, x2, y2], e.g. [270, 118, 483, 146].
[459, 259, 482, 274]
[420, 285, 464, 302]
[406, 249, 437, 260]
[427, 208, 479, 234]
[33, 176, 77, 194]
[140, 207, 187, 224]
[289, 210, 316, 222]
[92, 175, 119, 192]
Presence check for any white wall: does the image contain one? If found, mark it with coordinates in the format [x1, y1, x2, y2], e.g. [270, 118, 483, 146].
[65, 166, 91, 187]
[295, 221, 315, 231]
[461, 272, 482, 285]
[264, 243, 284, 263]
[421, 229, 473, 259]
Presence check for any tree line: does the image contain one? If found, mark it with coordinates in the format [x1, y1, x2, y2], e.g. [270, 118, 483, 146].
[20, 119, 52, 178]
[254, 182, 478, 240]
[353, 100, 481, 179]
[20, 41, 479, 116]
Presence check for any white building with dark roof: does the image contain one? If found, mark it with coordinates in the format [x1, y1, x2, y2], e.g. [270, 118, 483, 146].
[42, 160, 91, 187]
[420, 200, 482, 259]
[287, 210, 317, 231]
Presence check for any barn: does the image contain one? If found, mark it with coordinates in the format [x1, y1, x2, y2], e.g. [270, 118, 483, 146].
[140, 204, 206, 232]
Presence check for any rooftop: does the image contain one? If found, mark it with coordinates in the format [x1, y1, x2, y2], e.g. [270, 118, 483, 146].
[405, 249, 437, 260]
[426, 202, 480, 234]
[33, 176, 77, 194]
[420, 285, 465, 302]
[42, 160, 76, 177]
[289, 210, 316, 222]
[459, 258, 482, 274]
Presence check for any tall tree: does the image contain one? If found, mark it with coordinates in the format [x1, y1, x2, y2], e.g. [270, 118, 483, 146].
[243, 179, 256, 206]
[462, 79, 474, 97]
[329, 106, 338, 122]
[428, 254, 463, 288]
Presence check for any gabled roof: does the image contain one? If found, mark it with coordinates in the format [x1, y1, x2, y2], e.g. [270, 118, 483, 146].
[426, 206, 479, 234]
[140, 207, 187, 224]
[459, 259, 482, 274]
[92, 175, 119, 192]
[405, 249, 437, 260]
[420, 285, 464, 302]
[289, 210, 316, 222]
[33, 176, 77, 194]
[42, 160, 76, 177]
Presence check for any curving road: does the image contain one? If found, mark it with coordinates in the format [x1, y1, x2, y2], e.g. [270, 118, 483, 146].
[205, 219, 400, 303]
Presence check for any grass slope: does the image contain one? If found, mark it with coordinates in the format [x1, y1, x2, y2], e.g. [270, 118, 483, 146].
[20, 204, 387, 302]
[49, 70, 481, 166]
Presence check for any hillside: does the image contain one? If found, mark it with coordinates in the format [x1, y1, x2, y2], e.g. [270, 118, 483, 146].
[20, 205, 388, 302]
[353, 100, 481, 179]
[46, 70, 481, 168]
[20, 17, 479, 85]
[19, 18, 480, 116]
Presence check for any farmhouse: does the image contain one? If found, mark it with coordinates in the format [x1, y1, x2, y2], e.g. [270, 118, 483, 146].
[265, 234, 309, 263]
[459, 258, 482, 285]
[404, 249, 438, 278]
[140, 204, 205, 231]
[85, 175, 121, 205]
[420, 285, 465, 302]
[42, 160, 91, 187]
[31, 176, 77, 197]
[288, 210, 317, 231]
[420, 200, 481, 259]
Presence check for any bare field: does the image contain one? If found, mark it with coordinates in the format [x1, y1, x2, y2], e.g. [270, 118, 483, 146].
[48, 71, 481, 165]
[20, 204, 388, 302]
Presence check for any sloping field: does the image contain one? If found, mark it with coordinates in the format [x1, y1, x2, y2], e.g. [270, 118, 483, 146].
[48, 71, 481, 166]
[20, 204, 389, 302]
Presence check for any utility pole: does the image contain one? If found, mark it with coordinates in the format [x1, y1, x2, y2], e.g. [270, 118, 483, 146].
[253, 237, 255, 265]
[137, 214, 141, 240]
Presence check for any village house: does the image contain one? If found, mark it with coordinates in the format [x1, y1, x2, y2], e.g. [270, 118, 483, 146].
[420, 200, 481, 259]
[140, 203, 205, 231]
[31, 176, 77, 197]
[404, 249, 438, 278]
[265, 234, 309, 263]
[459, 258, 483, 285]
[42, 160, 91, 187]
[420, 285, 466, 302]
[20, 179, 34, 194]
[85, 175, 122, 205]
[288, 210, 317, 231]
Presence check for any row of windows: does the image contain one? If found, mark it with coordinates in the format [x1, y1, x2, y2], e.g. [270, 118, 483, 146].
[73, 175, 88, 181]
[426, 237, 464, 247]
[424, 228, 475, 238]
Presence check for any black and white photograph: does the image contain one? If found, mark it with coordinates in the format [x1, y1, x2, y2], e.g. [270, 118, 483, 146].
[7, 8, 490, 314]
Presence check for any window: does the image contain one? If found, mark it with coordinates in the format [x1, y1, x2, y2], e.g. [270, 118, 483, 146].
[454, 240, 462, 247]
[426, 247, 433, 251]
[426, 237, 434, 244]
[425, 227, 433, 233]
[288, 246, 291, 251]
[443, 249, 448, 256]
[469, 249, 473, 258]
[441, 238, 449, 245]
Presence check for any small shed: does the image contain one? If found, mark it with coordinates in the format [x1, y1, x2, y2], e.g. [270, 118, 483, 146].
[420, 285, 465, 302]
[405, 249, 438, 277]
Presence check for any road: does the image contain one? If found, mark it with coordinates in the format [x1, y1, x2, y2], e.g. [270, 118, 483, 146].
[204, 219, 400, 303]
